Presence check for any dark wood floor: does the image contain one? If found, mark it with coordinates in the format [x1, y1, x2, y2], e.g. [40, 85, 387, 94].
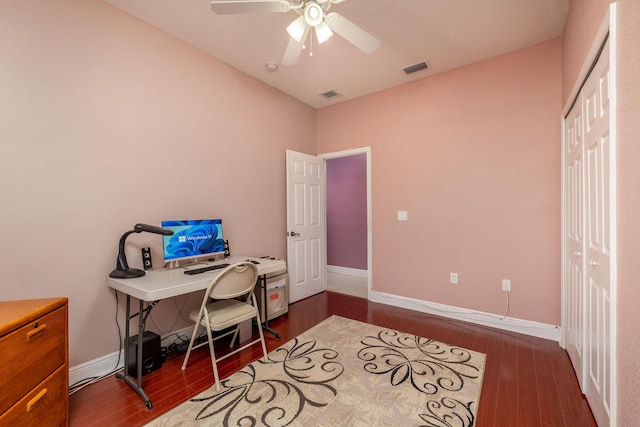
[69, 291, 597, 426]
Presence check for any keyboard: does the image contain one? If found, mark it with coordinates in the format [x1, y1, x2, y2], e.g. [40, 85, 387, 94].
[183, 263, 230, 275]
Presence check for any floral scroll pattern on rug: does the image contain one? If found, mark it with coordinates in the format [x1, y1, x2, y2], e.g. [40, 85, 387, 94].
[146, 316, 485, 427]
[190, 337, 344, 425]
[358, 329, 482, 426]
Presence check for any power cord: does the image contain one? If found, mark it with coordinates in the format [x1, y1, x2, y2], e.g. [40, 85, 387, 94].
[148, 295, 190, 336]
[69, 292, 210, 395]
[69, 290, 124, 395]
[500, 290, 510, 320]
[149, 295, 206, 351]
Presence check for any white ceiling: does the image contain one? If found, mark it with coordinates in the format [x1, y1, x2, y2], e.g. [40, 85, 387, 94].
[103, 0, 569, 108]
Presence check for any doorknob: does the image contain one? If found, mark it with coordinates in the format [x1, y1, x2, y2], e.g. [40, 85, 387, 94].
[590, 260, 599, 267]
[575, 251, 582, 257]
[288, 231, 300, 237]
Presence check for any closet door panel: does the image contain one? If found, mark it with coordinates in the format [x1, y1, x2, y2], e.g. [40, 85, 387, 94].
[583, 38, 612, 427]
[564, 98, 585, 387]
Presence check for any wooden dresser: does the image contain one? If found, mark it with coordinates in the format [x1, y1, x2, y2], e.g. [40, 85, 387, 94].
[0, 298, 69, 427]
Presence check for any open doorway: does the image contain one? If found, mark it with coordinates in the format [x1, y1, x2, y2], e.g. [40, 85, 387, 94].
[320, 148, 371, 299]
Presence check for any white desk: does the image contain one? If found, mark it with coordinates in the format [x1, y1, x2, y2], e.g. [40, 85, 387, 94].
[109, 256, 286, 301]
[107, 256, 287, 409]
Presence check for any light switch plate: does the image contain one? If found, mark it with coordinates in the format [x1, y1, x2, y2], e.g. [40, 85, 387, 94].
[397, 210, 408, 221]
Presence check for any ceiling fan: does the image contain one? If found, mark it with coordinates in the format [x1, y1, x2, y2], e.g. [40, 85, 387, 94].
[210, 0, 381, 65]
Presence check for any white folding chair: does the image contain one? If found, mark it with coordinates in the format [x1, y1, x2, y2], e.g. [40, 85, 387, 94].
[181, 262, 268, 391]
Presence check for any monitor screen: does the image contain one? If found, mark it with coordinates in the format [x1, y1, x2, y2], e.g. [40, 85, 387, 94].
[161, 219, 225, 263]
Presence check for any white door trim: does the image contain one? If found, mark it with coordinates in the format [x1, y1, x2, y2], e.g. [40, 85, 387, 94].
[319, 147, 372, 299]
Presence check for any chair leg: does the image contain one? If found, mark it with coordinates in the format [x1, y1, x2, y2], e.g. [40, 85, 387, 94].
[230, 324, 240, 348]
[249, 293, 268, 362]
[255, 312, 268, 362]
[205, 324, 221, 391]
[181, 320, 201, 370]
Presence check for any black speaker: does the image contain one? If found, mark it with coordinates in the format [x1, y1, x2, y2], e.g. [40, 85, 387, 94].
[141, 247, 152, 270]
[224, 240, 230, 258]
[126, 331, 163, 377]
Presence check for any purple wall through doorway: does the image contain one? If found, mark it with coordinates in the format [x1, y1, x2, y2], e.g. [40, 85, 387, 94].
[326, 154, 367, 270]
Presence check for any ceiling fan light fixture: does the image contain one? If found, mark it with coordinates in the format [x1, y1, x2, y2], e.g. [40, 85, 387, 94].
[286, 16, 306, 42]
[304, 2, 324, 27]
[210, 0, 380, 67]
[315, 21, 333, 44]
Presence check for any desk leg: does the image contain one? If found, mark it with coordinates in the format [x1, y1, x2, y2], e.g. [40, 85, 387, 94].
[115, 294, 153, 409]
[260, 275, 280, 338]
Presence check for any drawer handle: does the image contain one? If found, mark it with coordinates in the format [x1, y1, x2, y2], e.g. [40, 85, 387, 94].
[27, 324, 47, 341]
[27, 388, 48, 412]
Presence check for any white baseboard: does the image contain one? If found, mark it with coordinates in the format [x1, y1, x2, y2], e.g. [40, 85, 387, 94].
[69, 349, 123, 388]
[369, 290, 561, 342]
[71, 290, 560, 388]
[327, 265, 368, 278]
[69, 325, 197, 388]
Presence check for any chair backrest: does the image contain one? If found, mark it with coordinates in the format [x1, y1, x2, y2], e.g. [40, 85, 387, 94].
[207, 262, 259, 300]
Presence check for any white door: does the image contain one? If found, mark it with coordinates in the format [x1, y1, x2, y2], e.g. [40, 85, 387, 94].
[563, 35, 613, 427]
[583, 38, 612, 427]
[564, 96, 585, 388]
[286, 150, 326, 303]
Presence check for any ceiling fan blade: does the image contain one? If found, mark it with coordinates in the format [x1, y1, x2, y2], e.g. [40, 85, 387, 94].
[325, 12, 380, 54]
[211, 0, 291, 15]
[282, 38, 303, 66]
[282, 25, 309, 65]
[282, 27, 309, 65]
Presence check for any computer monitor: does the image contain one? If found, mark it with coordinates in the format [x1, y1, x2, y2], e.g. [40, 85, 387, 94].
[161, 219, 225, 264]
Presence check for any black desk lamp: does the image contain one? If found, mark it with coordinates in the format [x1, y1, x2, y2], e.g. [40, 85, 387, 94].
[109, 223, 174, 279]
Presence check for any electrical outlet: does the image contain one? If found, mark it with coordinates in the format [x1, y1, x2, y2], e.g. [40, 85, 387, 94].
[450, 272, 459, 284]
[502, 279, 511, 292]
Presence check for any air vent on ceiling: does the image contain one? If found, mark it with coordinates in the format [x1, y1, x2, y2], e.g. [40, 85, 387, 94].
[403, 61, 428, 75]
[320, 90, 341, 100]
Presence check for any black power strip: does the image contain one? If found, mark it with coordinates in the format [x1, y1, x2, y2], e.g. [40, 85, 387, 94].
[166, 335, 208, 354]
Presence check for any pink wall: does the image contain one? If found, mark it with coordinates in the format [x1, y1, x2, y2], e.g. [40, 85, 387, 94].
[561, 0, 614, 104]
[616, 2, 640, 422]
[318, 39, 563, 326]
[326, 155, 367, 270]
[563, 0, 640, 423]
[0, 0, 315, 366]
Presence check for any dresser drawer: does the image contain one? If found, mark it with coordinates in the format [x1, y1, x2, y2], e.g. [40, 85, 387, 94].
[0, 365, 67, 427]
[0, 306, 66, 414]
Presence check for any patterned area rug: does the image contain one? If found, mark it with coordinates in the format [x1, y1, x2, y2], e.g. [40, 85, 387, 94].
[147, 315, 486, 426]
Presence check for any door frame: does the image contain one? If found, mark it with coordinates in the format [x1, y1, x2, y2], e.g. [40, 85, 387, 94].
[319, 147, 372, 298]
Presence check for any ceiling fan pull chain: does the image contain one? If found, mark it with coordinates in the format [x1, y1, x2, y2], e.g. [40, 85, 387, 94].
[309, 31, 314, 57]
